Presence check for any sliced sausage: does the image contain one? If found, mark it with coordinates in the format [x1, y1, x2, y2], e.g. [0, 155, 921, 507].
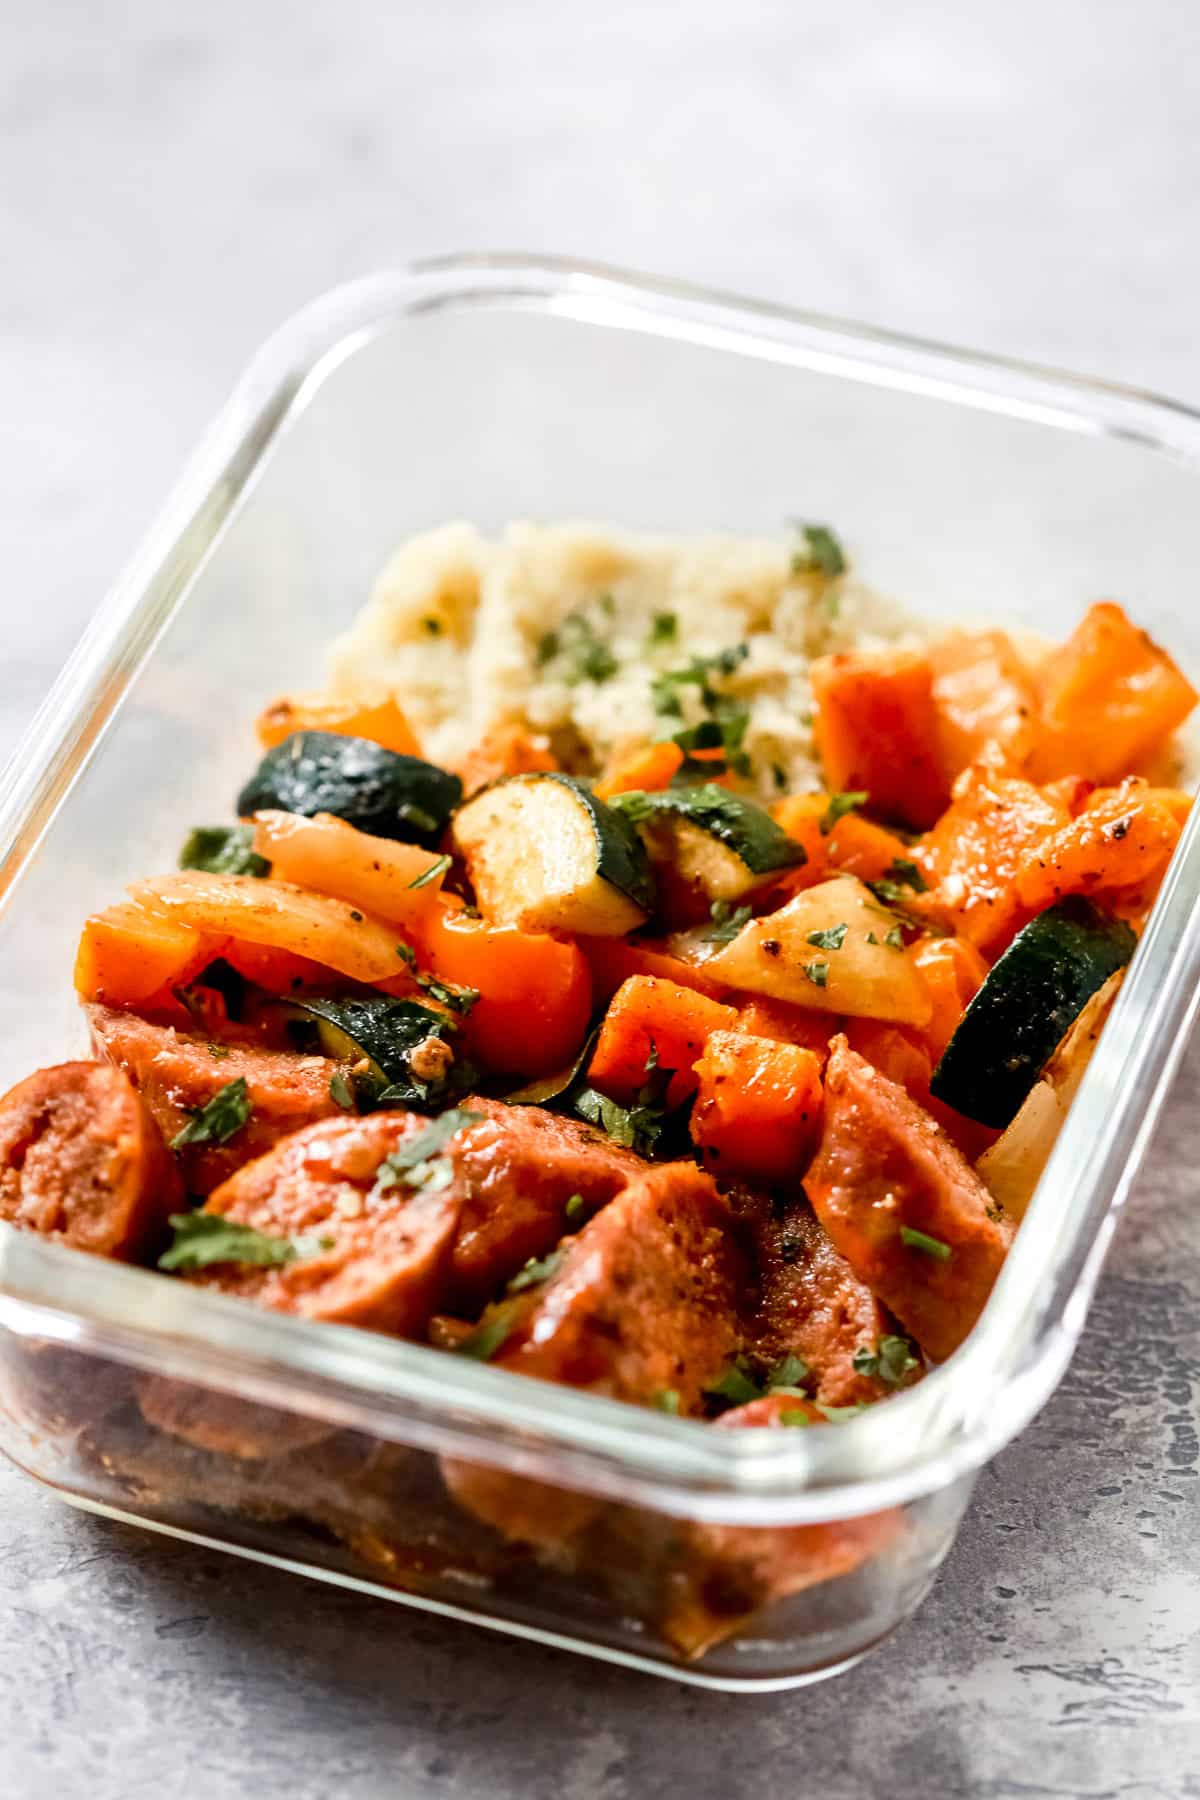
[88, 1004, 340, 1194]
[805, 1036, 1013, 1362]
[445, 1096, 644, 1309]
[136, 1376, 334, 1461]
[0, 1061, 180, 1260]
[729, 1186, 900, 1407]
[184, 1111, 470, 1334]
[442, 1161, 746, 1552]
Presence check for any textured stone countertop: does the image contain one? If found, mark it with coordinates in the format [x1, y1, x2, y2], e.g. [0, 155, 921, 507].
[1, 4, 1198, 1795]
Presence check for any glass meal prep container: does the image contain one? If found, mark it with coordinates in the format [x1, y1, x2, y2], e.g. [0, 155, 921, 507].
[2, 255, 1199, 1692]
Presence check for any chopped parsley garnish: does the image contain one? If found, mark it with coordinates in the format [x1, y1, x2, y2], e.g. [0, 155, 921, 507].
[768, 1353, 810, 1392]
[650, 644, 749, 717]
[649, 645, 752, 779]
[407, 853, 452, 891]
[653, 1388, 681, 1414]
[804, 960, 830, 988]
[574, 1045, 677, 1159]
[865, 931, 879, 946]
[819, 791, 868, 835]
[851, 1335, 921, 1385]
[328, 1069, 356, 1111]
[179, 824, 270, 879]
[417, 973, 479, 1016]
[395, 941, 417, 968]
[169, 1077, 253, 1150]
[791, 523, 847, 579]
[564, 1192, 585, 1221]
[158, 1212, 331, 1272]
[806, 923, 848, 952]
[206, 1043, 231, 1061]
[706, 1358, 762, 1407]
[453, 1306, 519, 1362]
[373, 1107, 484, 1196]
[882, 857, 927, 893]
[884, 924, 905, 950]
[704, 900, 753, 944]
[507, 1250, 564, 1294]
[536, 607, 619, 686]
[900, 1225, 953, 1262]
[648, 611, 678, 647]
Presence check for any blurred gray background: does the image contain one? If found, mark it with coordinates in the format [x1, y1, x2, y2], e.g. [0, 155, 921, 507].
[1, 4, 1198, 1796]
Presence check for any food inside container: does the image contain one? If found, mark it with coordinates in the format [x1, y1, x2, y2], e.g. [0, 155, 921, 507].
[1, 514, 1195, 1666]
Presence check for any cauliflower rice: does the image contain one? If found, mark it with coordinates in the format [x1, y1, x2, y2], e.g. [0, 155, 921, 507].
[329, 522, 923, 799]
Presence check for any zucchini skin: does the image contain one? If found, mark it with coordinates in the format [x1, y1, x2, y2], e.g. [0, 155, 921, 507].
[929, 897, 1136, 1129]
[237, 731, 462, 846]
[614, 784, 805, 876]
[280, 994, 454, 1108]
[506, 773, 656, 913]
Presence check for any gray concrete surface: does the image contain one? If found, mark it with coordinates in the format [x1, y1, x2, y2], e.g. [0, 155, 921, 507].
[1, 3, 1198, 1794]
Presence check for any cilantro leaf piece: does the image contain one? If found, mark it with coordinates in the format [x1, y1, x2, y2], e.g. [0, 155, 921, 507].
[819, 791, 868, 835]
[899, 1225, 953, 1262]
[416, 972, 479, 1016]
[852, 1334, 921, 1385]
[453, 1305, 520, 1362]
[806, 923, 848, 952]
[767, 1353, 809, 1391]
[793, 523, 847, 579]
[705, 1359, 762, 1407]
[373, 1107, 484, 1196]
[648, 612, 678, 647]
[804, 960, 830, 988]
[179, 824, 270, 879]
[536, 607, 619, 686]
[650, 645, 749, 718]
[881, 858, 928, 894]
[407, 853, 452, 891]
[704, 900, 753, 945]
[653, 1388, 682, 1414]
[884, 924, 905, 950]
[158, 1212, 330, 1272]
[575, 1087, 665, 1158]
[169, 1077, 253, 1150]
[506, 1250, 565, 1295]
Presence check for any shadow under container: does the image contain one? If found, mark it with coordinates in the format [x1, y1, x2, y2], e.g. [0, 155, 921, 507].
[1, 256, 1199, 1689]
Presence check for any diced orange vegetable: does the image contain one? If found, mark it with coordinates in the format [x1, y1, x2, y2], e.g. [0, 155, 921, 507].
[128, 873, 423, 998]
[1041, 775, 1096, 816]
[74, 903, 222, 1008]
[730, 995, 837, 1061]
[414, 897, 592, 1078]
[910, 935, 989, 1063]
[772, 793, 911, 890]
[594, 742, 684, 801]
[255, 689, 421, 755]
[252, 811, 448, 927]
[929, 630, 1040, 783]
[1029, 601, 1198, 784]
[690, 1031, 824, 1184]
[1015, 778, 1182, 912]
[578, 935, 725, 1004]
[810, 649, 950, 829]
[915, 764, 1069, 954]
[454, 724, 558, 797]
[587, 976, 737, 1105]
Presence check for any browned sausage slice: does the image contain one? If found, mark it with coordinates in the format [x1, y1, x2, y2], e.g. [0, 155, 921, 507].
[730, 1187, 900, 1407]
[184, 1110, 471, 1334]
[88, 1003, 340, 1194]
[805, 1036, 1013, 1362]
[136, 1376, 334, 1461]
[0, 1061, 180, 1260]
[444, 1096, 644, 1309]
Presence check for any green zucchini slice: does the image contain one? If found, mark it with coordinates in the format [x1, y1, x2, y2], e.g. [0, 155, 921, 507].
[451, 774, 654, 935]
[237, 731, 462, 847]
[930, 898, 1136, 1128]
[613, 783, 805, 904]
[279, 994, 457, 1109]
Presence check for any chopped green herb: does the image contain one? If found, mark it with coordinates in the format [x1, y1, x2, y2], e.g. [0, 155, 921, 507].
[329, 1069, 356, 1111]
[704, 899, 753, 945]
[422, 616, 443, 635]
[395, 941, 417, 968]
[575, 1087, 665, 1158]
[706, 1359, 762, 1407]
[899, 1225, 953, 1262]
[851, 1335, 920, 1385]
[397, 803, 438, 837]
[819, 791, 868, 835]
[985, 1202, 1004, 1224]
[653, 1388, 681, 1414]
[780, 1408, 815, 1427]
[536, 608, 619, 686]
[648, 611, 678, 647]
[804, 960, 830, 988]
[169, 1077, 253, 1150]
[454, 1306, 519, 1362]
[806, 923, 848, 952]
[650, 645, 749, 718]
[158, 1212, 330, 1272]
[882, 857, 928, 894]
[564, 1192, 585, 1221]
[884, 924, 905, 950]
[179, 824, 270, 879]
[407, 853, 452, 891]
[417, 973, 479, 1016]
[373, 1107, 484, 1196]
[507, 1250, 564, 1294]
[771, 762, 789, 792]
[816, 1402, 868, 1423]
[793, 523, 847, 579]
[865, 931, 879, 946]
[206, 1043, 231, 1061]
[767, 1353, 810, 1392]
